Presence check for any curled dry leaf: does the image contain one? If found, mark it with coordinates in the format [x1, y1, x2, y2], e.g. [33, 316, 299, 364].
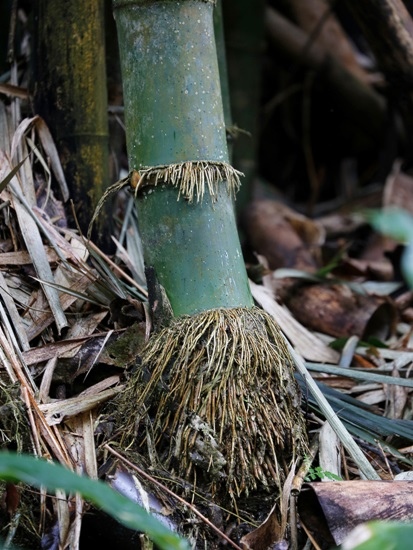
[242, 199, 325, 271]
[298, 481, 413, 547]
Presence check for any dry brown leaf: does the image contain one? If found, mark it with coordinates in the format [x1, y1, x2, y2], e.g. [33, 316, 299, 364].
[60, 311, 108, 359]
[0, 247, 59, 265]
[10, 115, 69, 201]
[23, 337, 97, 366]
[385, 367, 409, 419]
[240, 464, 296, 549]
[0, 270, 31, 351]
[63, 411, 98, 479]
[242, 199, 324, 271]
[250, 279, 339, 363]
[0, 127, 69, 335]
[281, 282, 397, 340]
[23, 269, 91, 341]
[39, 357, 58, 403]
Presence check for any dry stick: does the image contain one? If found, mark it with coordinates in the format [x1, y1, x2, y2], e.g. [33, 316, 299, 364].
[28, 393, 74, 468]
[0, 325, 36, 392]
[290, 435, 320, 550]
[291, 434, 320, 495]
[104, 444, 243, 550]
[21, 386, 42, 457]
[300, 520, 323, 550]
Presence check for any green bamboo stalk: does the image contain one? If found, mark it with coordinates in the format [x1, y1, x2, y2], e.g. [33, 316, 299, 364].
[139, 184, 252, 316]
[113, 0, 308, 503]
[114, 0, 252, 315]
[33, 0, 111, 248]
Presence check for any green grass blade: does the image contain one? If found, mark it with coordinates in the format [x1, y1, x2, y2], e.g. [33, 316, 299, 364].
[305, 362, 413, 388]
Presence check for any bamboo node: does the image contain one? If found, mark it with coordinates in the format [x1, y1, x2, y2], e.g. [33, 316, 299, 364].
[135, 160, 244, 203]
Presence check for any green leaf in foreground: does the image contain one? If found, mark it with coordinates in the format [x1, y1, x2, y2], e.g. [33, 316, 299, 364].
[340, 520, 413, 550]
[365, 207, 413, 244]
[0, 452, 189, 550]
[365, 207, 413, 288]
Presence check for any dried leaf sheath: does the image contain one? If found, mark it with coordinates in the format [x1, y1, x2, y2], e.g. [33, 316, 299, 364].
[117, 307, 308, 498]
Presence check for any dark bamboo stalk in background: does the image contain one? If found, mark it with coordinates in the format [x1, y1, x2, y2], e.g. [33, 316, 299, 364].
[104, 0, 126, 183]
[33, 0, 111, 249]
[223, 0, 266, 213]
[0, 0, 12, 75]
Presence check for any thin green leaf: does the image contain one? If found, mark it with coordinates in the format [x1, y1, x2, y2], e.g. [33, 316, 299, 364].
[329, 337, 351, 351]
[0, 452, 189, 550]
[329, 337, 388, 351]
[363, 337, 389, 349]
[312, 381, 413, 441]
[340, 424, 413, 467]
[315, 251, 345, 277]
